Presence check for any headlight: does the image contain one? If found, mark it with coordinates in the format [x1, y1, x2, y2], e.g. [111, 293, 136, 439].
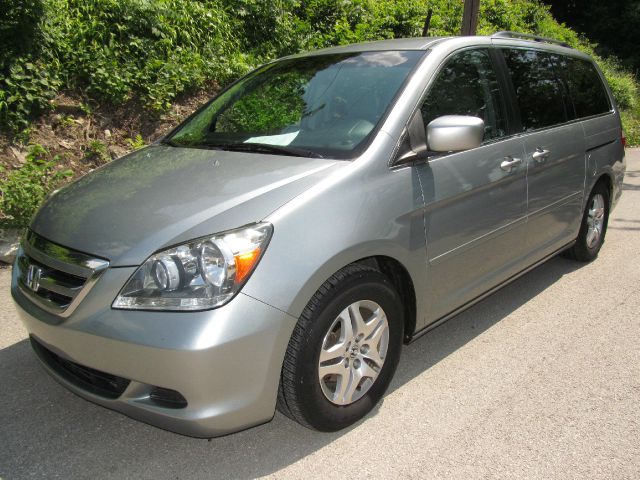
[112, 223, 272, 311]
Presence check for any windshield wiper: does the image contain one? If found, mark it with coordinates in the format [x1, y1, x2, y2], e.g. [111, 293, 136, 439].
[302, 103, 326, 119]
[162, 139, 225, 151]
[213, 143, 324, 158]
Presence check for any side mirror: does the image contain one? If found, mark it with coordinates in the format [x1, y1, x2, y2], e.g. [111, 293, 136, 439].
[427, 115, 484, 152]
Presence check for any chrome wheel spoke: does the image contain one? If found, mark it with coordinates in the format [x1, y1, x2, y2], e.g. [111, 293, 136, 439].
[333, 370, 351, 403]
[338, 308, 353, 341]
[319, 308, 352, 364]
[318, 360, 345, 378]
[586, 228, 596, 247]
[361, 345, 384, 369]
[364, 308, 385, 340]
[342, 368, 363, 403]
[348, 302, 367, 337]
[341, 362, 377, 403]
[358, 360, 378, 379]
[319, 343, 345, 364]
[367, 314, 387, 347]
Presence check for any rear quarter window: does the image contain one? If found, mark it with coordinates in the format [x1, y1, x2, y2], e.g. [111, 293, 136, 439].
[562, 58, 612, 118]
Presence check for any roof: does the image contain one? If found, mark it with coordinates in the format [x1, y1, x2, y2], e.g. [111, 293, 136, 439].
[283, 34, 584, 60]
[284, 37, 447, 59]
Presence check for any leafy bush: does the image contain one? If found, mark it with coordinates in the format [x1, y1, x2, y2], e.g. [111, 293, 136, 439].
[224, 0, 303, 58]
[0, 0, 245, 129]
[1, 0, 60, 132]
[0, 0, 639, 139]
[126, 134, 146, 150]
[0, 144, 72, 227]
[293, 0, 431, 48]
[83, 140, 110, 164]
[52, 0, 242, 110]
[0, 59, 61, 132]
[1, 0, 639, 228]
[621, 109, 640, 146]
[599, 59, 638, 111]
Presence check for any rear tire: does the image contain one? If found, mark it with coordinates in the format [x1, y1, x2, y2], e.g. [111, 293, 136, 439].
[277, 264, 403, 431]
[563, 182, 609, 262]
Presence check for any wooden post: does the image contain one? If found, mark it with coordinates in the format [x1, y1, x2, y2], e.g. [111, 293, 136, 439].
[461, 0, 480, 36]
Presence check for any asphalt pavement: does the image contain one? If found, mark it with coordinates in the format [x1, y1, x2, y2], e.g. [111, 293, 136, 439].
[1, 150, 639, 480]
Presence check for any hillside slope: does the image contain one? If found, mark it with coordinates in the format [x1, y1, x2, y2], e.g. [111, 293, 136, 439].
[1, 0, 638, 227]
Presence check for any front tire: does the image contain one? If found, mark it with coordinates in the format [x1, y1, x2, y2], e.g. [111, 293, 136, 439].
[277, 264, 404, 431]
[563, 182, 610, 262]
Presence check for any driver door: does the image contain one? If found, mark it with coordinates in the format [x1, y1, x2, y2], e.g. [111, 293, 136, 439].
[416, 48, 529, 323]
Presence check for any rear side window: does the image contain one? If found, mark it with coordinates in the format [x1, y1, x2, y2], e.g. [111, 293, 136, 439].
[503, 49, 567, 131]
[561, 58, 611, 118]
[421, 49, 507, 141]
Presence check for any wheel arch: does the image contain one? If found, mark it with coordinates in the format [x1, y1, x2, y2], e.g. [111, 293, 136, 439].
[270, 243, 424, 342]
[592, 172, 613, 206]
[591, 173, 613, 196]
[356, 256, 417, 343]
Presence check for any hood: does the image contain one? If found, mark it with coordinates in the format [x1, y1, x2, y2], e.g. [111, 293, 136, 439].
[31, 145, 341, 266]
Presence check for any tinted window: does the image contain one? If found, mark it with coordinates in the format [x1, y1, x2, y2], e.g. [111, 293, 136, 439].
[421, 49, 507, 141]
[503, 49, 567, 131]
[561, 57, 611, 118]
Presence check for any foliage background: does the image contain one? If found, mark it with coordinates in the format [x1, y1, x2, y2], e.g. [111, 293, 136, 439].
[1, 0, 639, 227]
[543, 0, 640, 76]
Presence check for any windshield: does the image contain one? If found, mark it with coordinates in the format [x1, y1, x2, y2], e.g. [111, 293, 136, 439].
[166, 50, 424, 159]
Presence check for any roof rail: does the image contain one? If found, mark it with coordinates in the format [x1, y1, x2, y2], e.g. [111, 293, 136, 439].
[491, 31, 572, 49]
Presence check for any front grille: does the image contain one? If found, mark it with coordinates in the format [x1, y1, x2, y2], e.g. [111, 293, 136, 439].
[15, 230, 109, 316]
[31, 337, 130, 399]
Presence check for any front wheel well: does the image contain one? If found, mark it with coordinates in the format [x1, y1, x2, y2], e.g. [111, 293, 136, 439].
[357, 256, 417, 343]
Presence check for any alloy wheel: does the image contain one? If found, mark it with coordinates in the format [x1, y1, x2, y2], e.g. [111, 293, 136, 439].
[586, 193, 606, 249]
[318, 300, 389, 405]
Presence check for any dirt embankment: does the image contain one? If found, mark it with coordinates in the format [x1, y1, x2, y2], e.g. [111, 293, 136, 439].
[0, 84, 218, 178]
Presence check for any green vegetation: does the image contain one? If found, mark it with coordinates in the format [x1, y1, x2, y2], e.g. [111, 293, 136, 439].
[1, 0, 639, 227]
[1, 0, 638, 136]
[543, 0, 640, 76]
[217, 70, 310, 133]
[126, 134, 147, 150]
[84, 139, 110, 164]
[0, 144, 72, 227]
[0, 0, 243, 132]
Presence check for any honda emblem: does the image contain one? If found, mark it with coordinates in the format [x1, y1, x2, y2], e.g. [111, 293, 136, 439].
[26, 264, 42, 292]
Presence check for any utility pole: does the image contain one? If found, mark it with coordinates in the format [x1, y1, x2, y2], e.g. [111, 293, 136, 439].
[461, 0, 480, 36]
[422, 8, 433, 37]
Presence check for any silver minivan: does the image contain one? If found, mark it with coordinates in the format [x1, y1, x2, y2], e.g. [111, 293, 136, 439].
[11, 32, 626, 437]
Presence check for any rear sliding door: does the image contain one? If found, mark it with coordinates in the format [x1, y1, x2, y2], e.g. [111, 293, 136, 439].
[501, 48, 586, 258]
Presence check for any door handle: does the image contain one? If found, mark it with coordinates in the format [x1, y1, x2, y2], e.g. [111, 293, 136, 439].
[500, 156, 522, 172]
[532, 148, 550, 163]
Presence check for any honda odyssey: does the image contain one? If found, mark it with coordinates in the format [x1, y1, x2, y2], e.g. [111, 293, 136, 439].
[11, 32, 625, 436]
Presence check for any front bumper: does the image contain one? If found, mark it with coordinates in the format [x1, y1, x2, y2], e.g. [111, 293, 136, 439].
[11, 266, 296, 437]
